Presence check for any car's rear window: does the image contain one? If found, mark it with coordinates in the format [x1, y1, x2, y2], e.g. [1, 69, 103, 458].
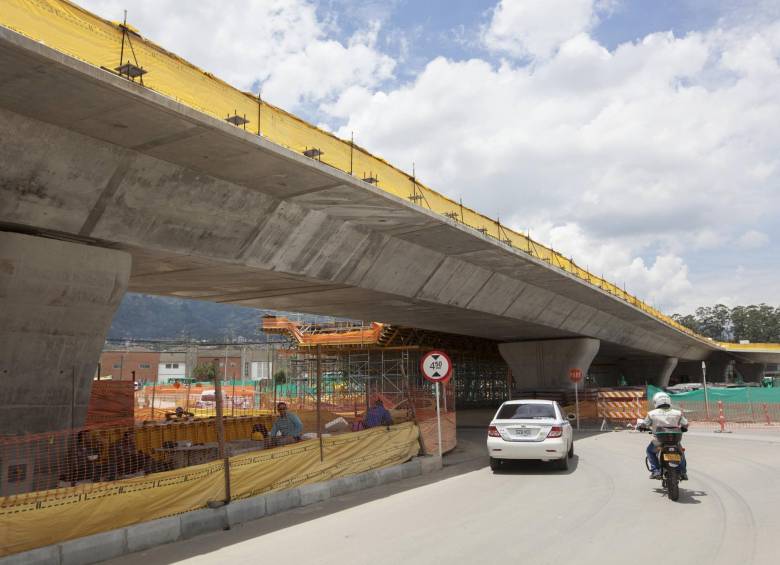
[497, 403, 556, 419]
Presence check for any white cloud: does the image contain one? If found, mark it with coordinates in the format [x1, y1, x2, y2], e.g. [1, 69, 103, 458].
[736, 230, 770, 249]
[78, 0, 395, 110]
[483, 0, 614, 60]
[330, 18, 780, 311]
[528, 222, 693, 311]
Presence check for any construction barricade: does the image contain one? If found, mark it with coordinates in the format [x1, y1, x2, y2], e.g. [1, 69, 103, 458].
[597, 389, 646, 427]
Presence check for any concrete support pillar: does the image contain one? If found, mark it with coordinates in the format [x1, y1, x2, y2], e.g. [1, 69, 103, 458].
[618, 357, 678, 387]
[657, 357, 678, 387]
[669, 360, 704, 386]
[0, 232, 131, 435]
[498, 338, 600, 389]
[735, 362, 765, 383]
[703, 358, 730, 383]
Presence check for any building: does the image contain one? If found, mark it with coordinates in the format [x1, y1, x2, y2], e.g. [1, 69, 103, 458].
[98, 350, 160, 382]
[197, 355, 243, 380]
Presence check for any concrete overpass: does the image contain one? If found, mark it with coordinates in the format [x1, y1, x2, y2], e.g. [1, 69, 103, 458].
[0, 10, 777, 434]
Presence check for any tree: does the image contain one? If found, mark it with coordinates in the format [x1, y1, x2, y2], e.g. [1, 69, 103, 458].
[694, 304, 731, 341]
[672, 313, 701, 334]
[732, 304, 779, 343]
[192, 362, 218, 381]
[673, 303, 780, 343]
[273, 369, 287, 385]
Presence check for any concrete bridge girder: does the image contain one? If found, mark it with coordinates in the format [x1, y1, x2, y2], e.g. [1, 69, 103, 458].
[0, 104, 708, 359]
[0, 27, 718, 362]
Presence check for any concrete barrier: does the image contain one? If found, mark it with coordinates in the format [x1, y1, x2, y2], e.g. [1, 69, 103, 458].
[125, 516, 181, 553]
[1, 546, 60, 565]
[1, 456, 442, 565]
[225, 496, 267, 527]
[180, 506, 229, 540]
[60, 530, 126, 565]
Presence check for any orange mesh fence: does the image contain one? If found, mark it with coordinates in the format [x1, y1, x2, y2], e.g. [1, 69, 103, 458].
[0, 422, 421, 557]
[0, 403, 426, 500]
[0, 415, 272, 499]
[677, 399, 780, 430]
[0, 375, 447, 501]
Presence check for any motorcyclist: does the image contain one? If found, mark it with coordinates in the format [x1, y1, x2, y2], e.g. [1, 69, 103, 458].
[638, 391, 688, 480]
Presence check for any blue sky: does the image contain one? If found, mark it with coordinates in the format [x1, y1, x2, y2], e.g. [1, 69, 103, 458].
[316, 1, 735, 79]
[79, 0, 780, 313]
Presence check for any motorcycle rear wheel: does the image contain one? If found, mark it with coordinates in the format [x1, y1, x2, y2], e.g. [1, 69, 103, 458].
[667, 469, 680, 501]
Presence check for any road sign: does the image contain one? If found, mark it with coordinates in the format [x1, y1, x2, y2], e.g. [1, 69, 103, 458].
[421, 350, 452, 383]
[569, 368, 583, 431]
[421, 350, 452, 460]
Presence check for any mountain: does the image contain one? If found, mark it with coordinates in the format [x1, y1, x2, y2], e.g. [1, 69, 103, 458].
[107, 294, 337, 342]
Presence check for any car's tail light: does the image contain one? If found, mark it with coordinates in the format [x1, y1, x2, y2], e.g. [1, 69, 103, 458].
[547, 426, 563, 438]
[488, 425, 501, 437]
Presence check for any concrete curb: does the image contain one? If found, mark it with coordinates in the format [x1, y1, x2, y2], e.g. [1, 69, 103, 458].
[1, 455, 442, 565]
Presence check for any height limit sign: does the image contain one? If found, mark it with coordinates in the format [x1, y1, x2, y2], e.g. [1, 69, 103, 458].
[421, 350, 452, 459]
[421, 350, 452, 383]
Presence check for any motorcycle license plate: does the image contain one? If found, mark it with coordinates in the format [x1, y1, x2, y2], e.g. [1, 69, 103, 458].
[663, 453, 682, 462]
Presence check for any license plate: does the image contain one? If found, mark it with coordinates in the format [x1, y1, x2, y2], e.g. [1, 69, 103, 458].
[663, 453, 682, 462]
[513, 428, 534, 437]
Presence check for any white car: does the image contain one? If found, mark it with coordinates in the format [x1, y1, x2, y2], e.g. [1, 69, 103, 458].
[487, 399, 574, 471]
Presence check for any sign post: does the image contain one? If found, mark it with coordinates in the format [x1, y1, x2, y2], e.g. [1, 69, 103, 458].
[702, 361, 710, 420]
[569, 368, 583, 431]
[420, 350, 453, 459]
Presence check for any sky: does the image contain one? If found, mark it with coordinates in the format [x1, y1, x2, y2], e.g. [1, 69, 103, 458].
[78, 0, 780, 314]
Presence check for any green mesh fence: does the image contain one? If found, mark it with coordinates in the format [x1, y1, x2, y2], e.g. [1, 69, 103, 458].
[648, 385, 780, 404]
[647, 385, 780, 423]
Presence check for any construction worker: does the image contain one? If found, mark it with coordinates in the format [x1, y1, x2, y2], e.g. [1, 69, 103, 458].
[363, 398, 393, 428]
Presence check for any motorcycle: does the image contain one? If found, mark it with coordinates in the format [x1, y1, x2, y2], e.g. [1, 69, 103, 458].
[639, 427, 686, 501]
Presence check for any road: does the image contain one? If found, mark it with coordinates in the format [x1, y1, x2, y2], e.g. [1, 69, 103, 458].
[105, 428, 780, 565]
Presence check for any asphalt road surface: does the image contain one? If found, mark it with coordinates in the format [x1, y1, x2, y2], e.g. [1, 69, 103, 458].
[106, 428, 780, 565]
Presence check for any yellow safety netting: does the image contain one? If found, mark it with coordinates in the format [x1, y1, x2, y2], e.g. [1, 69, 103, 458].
[715, 342, 780, 352]
[0, 0, 762, 348]
[0, 422, 420, 556]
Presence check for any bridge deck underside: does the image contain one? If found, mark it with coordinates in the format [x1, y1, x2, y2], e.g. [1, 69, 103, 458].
[0, 27, 720, 363]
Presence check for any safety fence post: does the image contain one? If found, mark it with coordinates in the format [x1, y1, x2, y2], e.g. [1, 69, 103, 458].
[316, 344, 323, 462]
[212, 366, 231, 504]
[715, 400, 729, 434]
[763, 403, 772, 426]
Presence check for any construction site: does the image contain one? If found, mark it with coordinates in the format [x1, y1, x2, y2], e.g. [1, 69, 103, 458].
[2, 1, 780, 562]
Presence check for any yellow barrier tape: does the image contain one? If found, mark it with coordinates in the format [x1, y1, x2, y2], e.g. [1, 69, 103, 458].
[0, 422, 420, 556]
[0, 0, 763, 348]
[714, 342, 780, 352]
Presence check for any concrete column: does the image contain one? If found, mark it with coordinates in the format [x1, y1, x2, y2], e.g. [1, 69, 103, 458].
[498, 338, 600, 389]
[735, 362, 765, 383]
[657, 357, 678, 387]
[0, 232, 131, 435]
[669, 360, 703, 385]
[618, 357, 678, 387]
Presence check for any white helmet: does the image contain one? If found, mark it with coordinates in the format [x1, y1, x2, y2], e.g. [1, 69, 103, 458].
[653, 392, 672, 408]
